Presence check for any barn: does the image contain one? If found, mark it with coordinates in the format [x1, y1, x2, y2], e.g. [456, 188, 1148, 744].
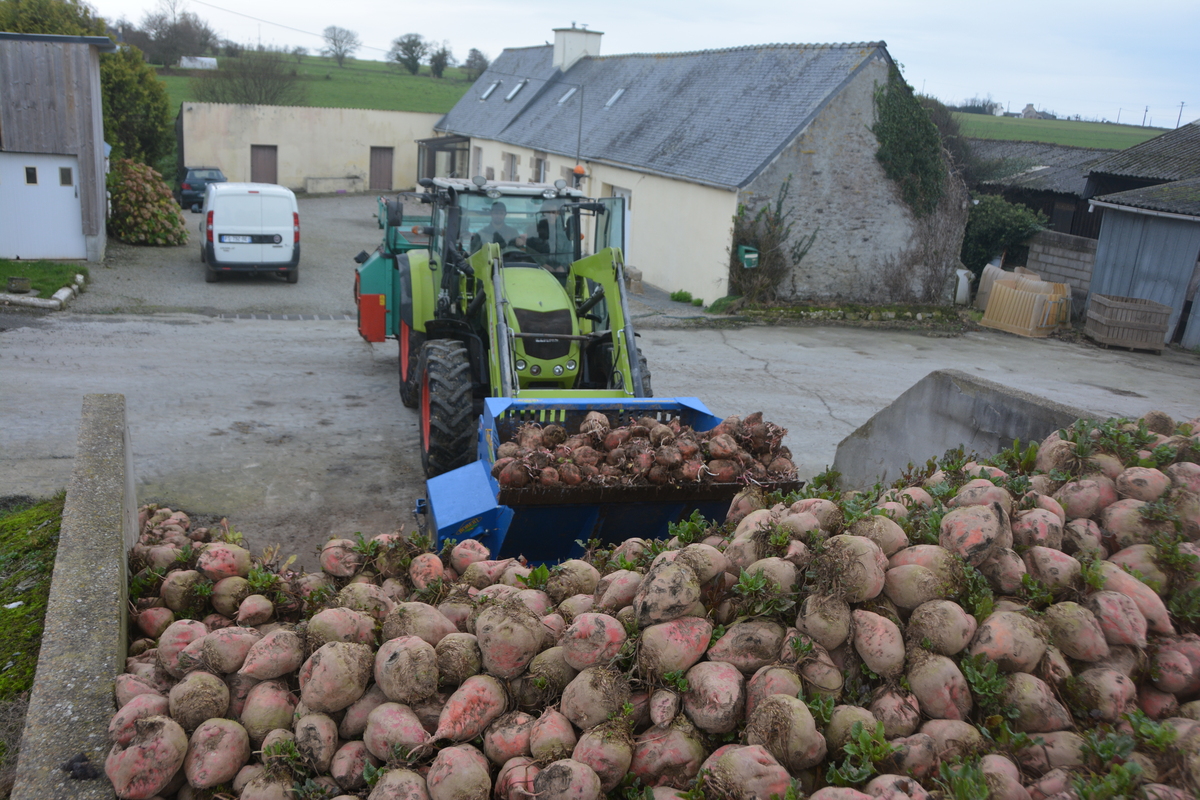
[0, 32, 116, 261]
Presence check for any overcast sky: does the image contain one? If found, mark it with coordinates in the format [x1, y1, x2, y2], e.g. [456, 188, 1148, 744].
[93, 0, 1199, 127]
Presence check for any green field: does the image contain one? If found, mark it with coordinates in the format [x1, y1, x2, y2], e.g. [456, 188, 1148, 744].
[157, 55, 474, 114]
[953, 113, 1165, 149]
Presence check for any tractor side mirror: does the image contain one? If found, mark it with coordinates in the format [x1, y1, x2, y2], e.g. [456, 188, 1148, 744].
[354, 250, 370, 264]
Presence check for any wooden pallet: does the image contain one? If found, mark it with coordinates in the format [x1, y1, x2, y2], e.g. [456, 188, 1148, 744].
[1085, 295, 1171, 354]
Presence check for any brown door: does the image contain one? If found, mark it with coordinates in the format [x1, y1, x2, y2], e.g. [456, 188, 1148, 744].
[370, 147, 394, 191]
[250, 145, 278, 184]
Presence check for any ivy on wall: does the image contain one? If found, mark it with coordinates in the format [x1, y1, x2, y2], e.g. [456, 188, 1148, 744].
[873, 67, 946, 218]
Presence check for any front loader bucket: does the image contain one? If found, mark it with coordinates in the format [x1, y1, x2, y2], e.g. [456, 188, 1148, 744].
[425, 397, 802, 563]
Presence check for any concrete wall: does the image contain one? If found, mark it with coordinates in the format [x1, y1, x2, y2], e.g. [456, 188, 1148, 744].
[179, 103, 441, 192]
[833, 369, 1090, 489]
[742, 56, 934, 303]
[12, 395, 135, 800]
[1026, 229, 1097, 312]
[467, 136, 739, 300]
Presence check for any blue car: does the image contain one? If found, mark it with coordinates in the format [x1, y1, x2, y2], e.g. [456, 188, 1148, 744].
[178, 167, 226, 211]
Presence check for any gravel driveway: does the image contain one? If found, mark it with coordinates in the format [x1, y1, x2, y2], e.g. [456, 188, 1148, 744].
[74, 194, 386, 316]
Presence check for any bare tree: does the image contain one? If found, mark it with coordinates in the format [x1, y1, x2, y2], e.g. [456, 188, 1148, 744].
[291, 45, 307, 63]
[138, 7, 216, 66]
[428, 41, 454, 78]
[321, 26, 360, 67]
[192, 50, 306, 105]
[463, 48, 489, 81]
[389, 33, 427, 75]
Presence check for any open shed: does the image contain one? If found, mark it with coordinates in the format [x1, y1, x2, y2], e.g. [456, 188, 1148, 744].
[1089, 177, 1200, 348]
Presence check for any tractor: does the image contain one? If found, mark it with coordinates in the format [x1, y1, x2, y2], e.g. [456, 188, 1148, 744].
[354, 176, 649, 479]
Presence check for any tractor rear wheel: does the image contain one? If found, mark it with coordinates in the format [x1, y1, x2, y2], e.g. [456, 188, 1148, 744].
[398, 322, 424, 408]
[418, 339, 475, 478]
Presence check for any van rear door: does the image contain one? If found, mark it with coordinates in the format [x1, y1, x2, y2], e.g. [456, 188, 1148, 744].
[261, 194, 295, 264]
[212, 192, 264, 264]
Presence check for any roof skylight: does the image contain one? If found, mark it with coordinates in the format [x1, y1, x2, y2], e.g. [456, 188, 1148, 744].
[480, 82, 500, 100]
[505, 80, 528, 101]
[557, 87, 578, 104]
[604, 88, 626, 109]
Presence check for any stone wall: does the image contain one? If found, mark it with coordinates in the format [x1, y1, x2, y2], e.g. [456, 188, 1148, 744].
[1026, 229, 1097, 312]
[741, 57, 967, 303]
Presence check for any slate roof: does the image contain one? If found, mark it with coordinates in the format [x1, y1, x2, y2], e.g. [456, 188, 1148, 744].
[1093, 176, 1200, 219]
[436, 42, 890, 189]
[1085, 121, 1200, 182]
[972, 139, 1115, 196]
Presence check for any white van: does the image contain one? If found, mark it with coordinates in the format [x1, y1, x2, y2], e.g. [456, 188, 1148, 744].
[200, 182, 300, 283]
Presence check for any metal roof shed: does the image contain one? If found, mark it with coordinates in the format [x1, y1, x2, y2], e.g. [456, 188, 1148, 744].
[1089, 177, 1200, 349]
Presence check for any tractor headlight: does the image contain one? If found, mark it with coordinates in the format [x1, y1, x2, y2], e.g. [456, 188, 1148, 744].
[515, 359, 526, 371]
[486, 188, 502, 199]
[530, 364, 541, 375]
[542, 188, 558, 199]
[553, 365, 564, 376]
[566, 360, 577, 371]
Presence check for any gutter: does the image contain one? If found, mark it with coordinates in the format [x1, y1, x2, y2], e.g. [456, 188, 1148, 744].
[435, 128, 739, 191]
[1088, 199, 1200, 223]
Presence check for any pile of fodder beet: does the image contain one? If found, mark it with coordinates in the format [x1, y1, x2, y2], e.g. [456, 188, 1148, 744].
[491, 411, 796, 490]
[106, 410, 1200, 800]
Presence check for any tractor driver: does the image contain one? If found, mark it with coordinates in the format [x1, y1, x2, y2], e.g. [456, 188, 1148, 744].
[527, 200, 572, 276]
[472, 202, 525, 250]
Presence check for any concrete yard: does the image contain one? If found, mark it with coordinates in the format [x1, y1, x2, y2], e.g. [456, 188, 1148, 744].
[2, 194, 1198, 567]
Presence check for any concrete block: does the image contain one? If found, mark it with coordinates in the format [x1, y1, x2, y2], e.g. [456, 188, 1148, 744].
[11, 395, 135, 800]
[833, 370, 1089, 489]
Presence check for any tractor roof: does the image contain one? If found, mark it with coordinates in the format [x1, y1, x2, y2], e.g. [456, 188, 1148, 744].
[430, 176, 587, 199]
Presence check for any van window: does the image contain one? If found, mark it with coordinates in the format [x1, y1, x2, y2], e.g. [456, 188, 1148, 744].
[221, 195, 262, 225]
[262, 196, 293, 219]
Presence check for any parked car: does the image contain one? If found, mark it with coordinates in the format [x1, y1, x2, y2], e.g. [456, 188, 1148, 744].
[179, 167, 226, 210]
[200, 182, 300, 283]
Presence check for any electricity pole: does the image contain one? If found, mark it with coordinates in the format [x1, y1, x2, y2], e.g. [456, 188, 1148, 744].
[1179, 103, 1186, 128]
[1142, 106, 1148, 126]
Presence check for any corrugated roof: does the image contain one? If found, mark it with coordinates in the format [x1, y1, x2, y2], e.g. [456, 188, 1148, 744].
[1085, 121, 1200, 182]
[972, 139, 1115, 196]
[1094, 176, 1200, 219]
[436, 42, 889, 189]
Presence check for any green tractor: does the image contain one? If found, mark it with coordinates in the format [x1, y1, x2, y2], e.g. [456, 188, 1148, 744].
[354, 176, 650, 478]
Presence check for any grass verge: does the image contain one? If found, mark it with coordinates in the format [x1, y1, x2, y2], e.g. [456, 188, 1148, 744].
[0, 261, 87, 299]
[0, 493, 64, 796]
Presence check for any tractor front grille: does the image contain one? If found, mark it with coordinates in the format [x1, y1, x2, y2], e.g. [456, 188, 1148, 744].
[513, 308, 573, 360]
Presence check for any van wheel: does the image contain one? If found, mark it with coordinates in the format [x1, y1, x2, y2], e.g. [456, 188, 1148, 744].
[200, 246, 206, 264]
[286, 267, 299, 284]
[204, 264, 219, 283]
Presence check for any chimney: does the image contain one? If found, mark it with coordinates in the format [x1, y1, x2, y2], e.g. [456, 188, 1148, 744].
[553, 24, 603, 71]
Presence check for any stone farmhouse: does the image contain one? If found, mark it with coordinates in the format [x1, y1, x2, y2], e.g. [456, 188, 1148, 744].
[179, 27, 968, 302]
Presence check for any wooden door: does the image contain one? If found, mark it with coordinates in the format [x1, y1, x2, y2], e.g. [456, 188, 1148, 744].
[250, 145, 278, 184]
[370, 147, 394, 191]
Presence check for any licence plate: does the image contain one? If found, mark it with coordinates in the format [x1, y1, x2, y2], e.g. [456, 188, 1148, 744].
[220, 235, 252, 243]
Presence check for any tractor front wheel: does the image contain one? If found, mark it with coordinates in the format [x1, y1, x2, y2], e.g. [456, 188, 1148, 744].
[418, 339, 475, 478]
[399, 322, 425, 408]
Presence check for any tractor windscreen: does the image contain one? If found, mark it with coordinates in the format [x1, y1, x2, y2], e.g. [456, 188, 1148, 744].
[458, 195, 575, 270]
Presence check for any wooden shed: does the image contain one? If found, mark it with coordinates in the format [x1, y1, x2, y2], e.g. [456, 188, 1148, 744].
[0, 32, 116, 261]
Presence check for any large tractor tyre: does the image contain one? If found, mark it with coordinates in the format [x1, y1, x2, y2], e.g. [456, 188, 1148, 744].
[638, 352, 653, 397]
[418, 340, 476, 478]
[398, 322, 425, 408]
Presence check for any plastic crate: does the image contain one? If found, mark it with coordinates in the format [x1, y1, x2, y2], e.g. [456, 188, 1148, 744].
[980, 277, 1071, 338]
[1085, 295, 1172, 353]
